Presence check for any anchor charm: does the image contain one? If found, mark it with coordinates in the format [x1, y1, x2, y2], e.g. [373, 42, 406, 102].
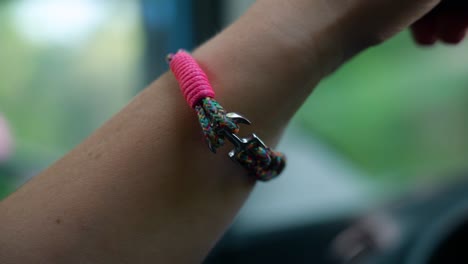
[214, 112, 268, 163]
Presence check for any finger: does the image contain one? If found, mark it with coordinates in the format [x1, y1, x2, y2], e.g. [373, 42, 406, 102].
[436, 11, 468, 44]
[411, 14, 438, 45]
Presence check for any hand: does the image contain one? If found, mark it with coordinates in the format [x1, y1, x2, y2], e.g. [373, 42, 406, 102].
[411, 1, 468, 45]
[244, 0, 444, 76]
[317, 0, 444, 48]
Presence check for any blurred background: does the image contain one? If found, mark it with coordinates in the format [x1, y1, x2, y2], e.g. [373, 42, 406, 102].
[1, 0, 468, 263]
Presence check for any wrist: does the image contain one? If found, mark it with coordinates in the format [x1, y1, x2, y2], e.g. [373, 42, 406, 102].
[252, 0, 352, 78]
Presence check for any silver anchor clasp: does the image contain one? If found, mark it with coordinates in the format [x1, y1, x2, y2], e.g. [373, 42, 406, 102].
[216, 113, 268, 162]
[212, 112, 285, 181]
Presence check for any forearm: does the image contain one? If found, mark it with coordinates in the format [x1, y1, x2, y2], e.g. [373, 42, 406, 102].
[0, 1, 426, 263]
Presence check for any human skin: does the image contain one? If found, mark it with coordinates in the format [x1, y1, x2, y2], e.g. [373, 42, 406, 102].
[0, 0, 460, 263]
[412, 0, 468, 44]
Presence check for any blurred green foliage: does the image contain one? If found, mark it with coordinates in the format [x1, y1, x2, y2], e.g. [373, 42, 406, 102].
[0, 1, 142, 194]
[0, 167, 14, 199]
[298, 32, 468, 180]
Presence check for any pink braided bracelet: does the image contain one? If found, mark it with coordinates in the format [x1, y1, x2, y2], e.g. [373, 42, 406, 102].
[168, 50, 285, 181]
[167, 50, 215, 108]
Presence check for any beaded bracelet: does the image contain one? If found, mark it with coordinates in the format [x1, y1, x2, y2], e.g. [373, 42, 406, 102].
[167, 50, 286, 181]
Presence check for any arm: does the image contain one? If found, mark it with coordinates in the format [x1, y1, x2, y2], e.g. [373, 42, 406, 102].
[0, 0, 445, 263]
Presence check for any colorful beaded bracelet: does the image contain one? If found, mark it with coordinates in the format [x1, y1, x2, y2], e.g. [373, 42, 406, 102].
[167, 50, 286, 181]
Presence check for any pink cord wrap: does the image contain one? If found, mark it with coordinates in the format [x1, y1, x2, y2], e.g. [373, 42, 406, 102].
[169, 50, 215, 108]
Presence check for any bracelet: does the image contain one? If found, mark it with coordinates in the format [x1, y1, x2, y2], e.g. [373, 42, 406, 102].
[167, 50, 286, 181]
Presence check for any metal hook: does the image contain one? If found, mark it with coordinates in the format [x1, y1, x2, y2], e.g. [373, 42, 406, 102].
[217, 113, 268, 162]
